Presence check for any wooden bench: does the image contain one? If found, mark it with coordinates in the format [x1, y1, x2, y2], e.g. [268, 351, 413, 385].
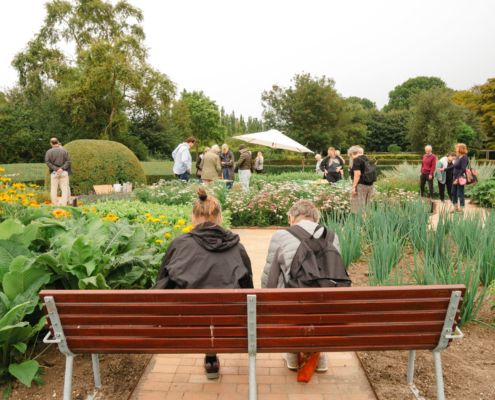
[41, 284, 465, 400]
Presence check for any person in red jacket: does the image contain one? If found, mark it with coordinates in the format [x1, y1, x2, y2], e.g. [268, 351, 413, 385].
[420, 145, 437, 199]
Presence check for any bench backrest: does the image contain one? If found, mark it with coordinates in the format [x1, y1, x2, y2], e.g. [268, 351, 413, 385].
[40, 285, 465, 354]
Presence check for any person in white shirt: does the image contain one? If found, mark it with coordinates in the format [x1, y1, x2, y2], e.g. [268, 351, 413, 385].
[172, 137, 196, 181]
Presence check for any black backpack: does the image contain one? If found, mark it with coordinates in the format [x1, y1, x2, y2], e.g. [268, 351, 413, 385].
[284, 225, 351, 288]
[361, 158, 377, 185]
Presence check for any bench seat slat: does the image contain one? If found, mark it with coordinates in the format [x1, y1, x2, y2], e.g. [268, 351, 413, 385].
[63, 321, 444, 338]
[68, 343, 438, 354]
[58, 310, 453, 326]
[40, 285, 465, 303]
[53, 298, 451, 316]
[66, 333, 439, 351]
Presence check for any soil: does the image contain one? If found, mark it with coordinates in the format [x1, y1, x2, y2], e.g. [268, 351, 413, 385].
[347, 258, 495, 400]
[3, 346, 150, 400]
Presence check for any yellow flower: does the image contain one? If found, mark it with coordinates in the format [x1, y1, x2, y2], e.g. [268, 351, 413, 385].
[103, 213, 119, 222]
[155, 239, 163, 244]
[182, 225, 193, 233]
[177, 218, 186, 226]
[0, 167, 5, 173]
[145, 213, 152, 218]
[159, 215, 167, 219]
[52, 208, 71, 219]
[29, 202, 40, 208]
[164, 232, 172, 239]
[173, 224, 180, 229]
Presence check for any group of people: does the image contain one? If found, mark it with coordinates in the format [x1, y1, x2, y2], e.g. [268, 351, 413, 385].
[172, 137, 264, 192]
[155, 188, 348, 379]
[420, 143, 471, 212]
[316, 145, 377, 213]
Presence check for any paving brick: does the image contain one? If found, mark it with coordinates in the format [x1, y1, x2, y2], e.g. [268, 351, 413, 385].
[180, 358, 197, 366]
[269, 367, 291, 376]
[151, 363, 178, 373]
[142, 372, 175, 383]
[236, 383, 270, 394]
[224, 358, 249, 367]
[217, 393, 246, 400]
[163, 393, 183, 400]
[238, 366, 269, 375]
[221, 374, 249, 384]
[189, 373, 214, 383]
[173, 373, 191, 383]
[183, 392, 218, 400]
[257, 375, 287, 384]
[256, 359, 285, 368]
[137, 380, 171, 392]
[133, 391, 166, 400]
[288, 394, 324, 400]
[202, 382, 238, 393]
[269, 384, 305, 394]
[177, 365, 204, 374]
[258, 394, 289, 400]
[168, 382, 204, 392]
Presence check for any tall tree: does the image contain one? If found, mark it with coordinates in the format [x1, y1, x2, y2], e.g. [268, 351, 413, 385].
[408, 88, 463, 154]
[12, 0, 175, 141]
[365, 110, 410, 152]
[262, 73, 348, 153]
[385, 76, 446, 111]
[479, 78, 495, 147]
[176, 90, 225, 146]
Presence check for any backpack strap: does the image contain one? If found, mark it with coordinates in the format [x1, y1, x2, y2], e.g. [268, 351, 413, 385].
[287, 224, 330, 242]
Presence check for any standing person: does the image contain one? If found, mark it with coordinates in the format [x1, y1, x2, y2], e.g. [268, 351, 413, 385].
[452, 143, 469, 212]
[172, 137, 196, 181]
[445, 152, 456, 201]
[335, 150, 345, 179]
[196, 146, 210, 182]
[200, 145, 222, 184]
[314, 154, 323, 176]
[419, 145, 437, 199]
[320, 147, 344, 183]
[45, 137, 71, 206]
[261, 200, 350, 373]
[348, 145, 376, 213]
[155, 187, 253, 379]
[254, 151, 264, 174]
[236, 145, 252, 192]
[220, 144, 235, 189]
[435, 152, 456, 203]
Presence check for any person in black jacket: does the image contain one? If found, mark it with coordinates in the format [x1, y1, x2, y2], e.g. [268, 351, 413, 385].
[155, 187, 253, 379]
[320, 147, 344, 183]
[452, 143, 469, 212]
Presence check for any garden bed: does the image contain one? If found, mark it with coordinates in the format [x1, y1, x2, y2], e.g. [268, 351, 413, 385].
[4, 347, 150, 400]
[348, 257, 495, 400]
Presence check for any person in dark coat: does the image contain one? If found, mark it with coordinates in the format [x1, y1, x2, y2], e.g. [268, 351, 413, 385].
[451, 143, 469, 212]
[220, 143, 235, 189]
[155, 187, 253, 379]
[320, 147, 344, 183]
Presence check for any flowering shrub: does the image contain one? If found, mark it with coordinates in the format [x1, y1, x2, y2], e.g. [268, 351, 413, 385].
[0, 167, 42, 218]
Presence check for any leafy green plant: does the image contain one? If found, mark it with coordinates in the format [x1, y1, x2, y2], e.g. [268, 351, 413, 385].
[322, 213, 362, 269]
[469, 179, 495, 208]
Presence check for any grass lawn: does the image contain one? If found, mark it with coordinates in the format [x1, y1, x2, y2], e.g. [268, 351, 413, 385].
[1, 161, 174, 182]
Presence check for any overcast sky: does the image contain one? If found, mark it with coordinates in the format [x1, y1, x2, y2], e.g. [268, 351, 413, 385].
[1, 0, 494, 117]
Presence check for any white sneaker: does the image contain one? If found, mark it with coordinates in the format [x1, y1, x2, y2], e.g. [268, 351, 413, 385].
[284, 353, 298, 371]
[316, 353, 328, 372]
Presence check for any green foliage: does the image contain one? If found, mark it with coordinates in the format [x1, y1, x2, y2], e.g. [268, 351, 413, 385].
[262, 73, 365, 153]
[378, 162, 421, 193]
[54, 140, 146, 195]
[387, 144, 402, 153]
[174, 91, 226, 146]
[322, 213, 362, 269]
[365, 110, 410, 152]
[408, 88, 464, 154]
[385, 76, 447, 111]
[469, 179, 495, 208]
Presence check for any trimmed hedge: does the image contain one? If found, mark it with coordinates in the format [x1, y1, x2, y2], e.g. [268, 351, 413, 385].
[46, 140, 146, 195]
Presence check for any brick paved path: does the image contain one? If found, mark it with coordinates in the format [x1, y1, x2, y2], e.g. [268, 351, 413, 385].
[129, 229, 377, 400]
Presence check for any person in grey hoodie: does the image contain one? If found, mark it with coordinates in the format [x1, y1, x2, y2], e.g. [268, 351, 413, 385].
[155, 187, 253, 380]
[261, 200, 342, 373]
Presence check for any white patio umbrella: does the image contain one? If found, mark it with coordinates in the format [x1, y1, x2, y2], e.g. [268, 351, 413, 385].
[233, 129, 313, 153]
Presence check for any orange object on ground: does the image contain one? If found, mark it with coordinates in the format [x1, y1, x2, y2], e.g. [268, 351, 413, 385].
[297, 352, 320, 383]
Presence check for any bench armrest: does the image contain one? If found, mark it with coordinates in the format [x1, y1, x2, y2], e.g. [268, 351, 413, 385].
[43, 331, 61, 344]
[445, 326, 464, 341]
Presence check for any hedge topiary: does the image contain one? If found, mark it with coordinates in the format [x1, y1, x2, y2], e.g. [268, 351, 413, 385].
[45, 140, 146, 195]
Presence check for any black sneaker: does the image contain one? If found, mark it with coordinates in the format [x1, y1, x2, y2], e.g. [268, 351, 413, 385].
[204, 356, 220, 379]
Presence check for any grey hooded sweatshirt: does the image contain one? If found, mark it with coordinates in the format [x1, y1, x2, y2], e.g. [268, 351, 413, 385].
[261, 220, 341, 288]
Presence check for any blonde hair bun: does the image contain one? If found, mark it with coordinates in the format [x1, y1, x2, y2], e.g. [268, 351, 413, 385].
[197, 186, 208, 201]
